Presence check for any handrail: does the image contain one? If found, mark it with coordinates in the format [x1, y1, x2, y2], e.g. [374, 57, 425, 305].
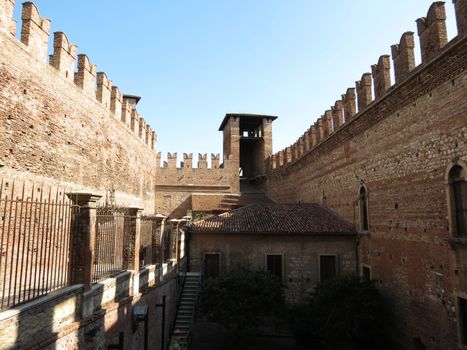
[168, 256, 188, 344]
[185, 259, 205, 349]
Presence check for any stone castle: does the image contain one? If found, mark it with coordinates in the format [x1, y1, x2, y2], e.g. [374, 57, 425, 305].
[0, 0, 466, 349]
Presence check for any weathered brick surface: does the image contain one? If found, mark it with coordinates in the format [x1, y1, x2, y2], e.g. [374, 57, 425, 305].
[0, 269, 179, 350]
[0, 11, 158, 211]
[264, 33, 467, 349]
[155, 152, 236, 216]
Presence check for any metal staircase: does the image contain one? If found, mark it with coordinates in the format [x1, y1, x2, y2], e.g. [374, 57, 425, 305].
[172, 272, 200, 348]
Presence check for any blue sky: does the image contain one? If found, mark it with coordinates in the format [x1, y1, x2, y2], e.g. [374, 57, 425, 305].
[14, 1, 457, 163]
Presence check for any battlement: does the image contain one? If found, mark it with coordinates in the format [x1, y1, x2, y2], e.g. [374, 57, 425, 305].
[0, 1, 156, 151]
[268, 1, 465, 173]
[157, 152, 227, 170]
[0, 0, 16, 36]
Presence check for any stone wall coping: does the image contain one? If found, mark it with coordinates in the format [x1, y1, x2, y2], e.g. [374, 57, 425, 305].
[0, 284, 83, 322]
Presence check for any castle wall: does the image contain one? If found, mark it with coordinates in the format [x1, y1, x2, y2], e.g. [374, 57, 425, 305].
[155, 153, 236, 217]
[264, 2, 467, 349]
[0, 265, 179, 350]
[0, 1, 158, 212]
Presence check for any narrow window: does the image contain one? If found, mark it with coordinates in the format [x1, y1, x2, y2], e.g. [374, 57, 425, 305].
[459, 297, 467, 345]
[320, 255, 337, 282]
[266, 254, 283, 279]
[449, 165, 467, 236]
[362, 266, 371, 281]
[359, 186, 369, 231]
[204, 253, 221, 280]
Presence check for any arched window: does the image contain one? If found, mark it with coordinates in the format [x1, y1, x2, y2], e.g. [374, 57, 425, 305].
[449, 165, 467, 236]
[359, 186, 369, 231]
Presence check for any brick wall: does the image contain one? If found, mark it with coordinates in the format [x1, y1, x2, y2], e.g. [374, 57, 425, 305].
[0, 1, 158, 212]
[155, 152, 236, 216]
[263, 3, 467, 348]
[189, 233, 356, 303]
[0, 266, 179, 350]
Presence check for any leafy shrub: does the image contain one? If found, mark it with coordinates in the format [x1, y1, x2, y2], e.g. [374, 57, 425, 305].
[291, 274, 393, 350]
[201, 265, 285, 338]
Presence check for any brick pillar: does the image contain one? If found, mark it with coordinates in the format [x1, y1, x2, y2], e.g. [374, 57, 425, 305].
[153, 214, 166, 265]
[123, 206, 144, 272]
[356, 73, 372, 112]
[453, 0, 467, 37]
[391, 32, 415, 84]
[416, 2, 448, 63]
[124, 206, 143, 295]
[67, 192, 102, 290]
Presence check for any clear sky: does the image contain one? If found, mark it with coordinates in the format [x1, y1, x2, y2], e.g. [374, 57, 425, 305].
[14, 1, 457, 164]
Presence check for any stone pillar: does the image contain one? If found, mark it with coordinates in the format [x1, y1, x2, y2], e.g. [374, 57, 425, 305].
[67, 192, 102, 290]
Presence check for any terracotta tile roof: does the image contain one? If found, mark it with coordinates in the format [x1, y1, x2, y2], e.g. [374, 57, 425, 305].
[190, 203, 356, 235]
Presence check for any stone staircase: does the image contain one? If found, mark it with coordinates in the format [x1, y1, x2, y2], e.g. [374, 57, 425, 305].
[172, 272, 200, 347]
[214, 180, 273, 213]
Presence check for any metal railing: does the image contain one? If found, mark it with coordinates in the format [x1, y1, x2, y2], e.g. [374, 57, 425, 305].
[0, 180, 78, 311]
[93, 206, 129, 283]
[140, 216, 160, 268]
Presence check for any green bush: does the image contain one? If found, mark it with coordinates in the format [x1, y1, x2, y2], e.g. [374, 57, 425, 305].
[291, 274, 392, 350]
[201, 265, 285, 339]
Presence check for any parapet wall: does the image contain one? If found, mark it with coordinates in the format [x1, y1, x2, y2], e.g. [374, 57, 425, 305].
[264, 2, 467, 349]
[267, 1, 462, 173]
[155, 152, 237, 216]
[0, 1, 158, 211]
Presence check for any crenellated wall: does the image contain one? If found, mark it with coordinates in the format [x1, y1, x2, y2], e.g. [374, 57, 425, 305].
[264, 2, 467, 349]
[268, 1, 460, 174]
[155, 152, 236, 217]
[0, 1, 158, 211]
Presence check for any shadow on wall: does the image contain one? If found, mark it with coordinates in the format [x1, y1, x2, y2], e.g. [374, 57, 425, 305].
[168, 196, 192, 219]
[7, 285, 83, 350]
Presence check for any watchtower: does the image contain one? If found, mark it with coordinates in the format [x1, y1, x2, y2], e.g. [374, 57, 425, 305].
[219, 113, 277, 179]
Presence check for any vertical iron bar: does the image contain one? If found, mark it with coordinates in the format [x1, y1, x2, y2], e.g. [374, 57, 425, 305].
[24, 185, 37, 302]
[37, 188, 51, 295]
[0, 180, 8, 309]
[62, 197, 73, 286]
[1, 181, 15, 308]
[14, 183, 27, 305]
[7, 183, 20, 307]
[57, 191, 69, 288]
[49, 189, 60, 291]
[32, 185, 44, 299]
[43, 188, 54, 293]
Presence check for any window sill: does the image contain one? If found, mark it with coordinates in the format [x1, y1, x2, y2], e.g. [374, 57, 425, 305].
[447, 237, 467, 247]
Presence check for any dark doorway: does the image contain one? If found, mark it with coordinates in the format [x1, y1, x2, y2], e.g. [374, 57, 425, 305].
[266, 254, 283, 279]
[204, 253, 220, 280]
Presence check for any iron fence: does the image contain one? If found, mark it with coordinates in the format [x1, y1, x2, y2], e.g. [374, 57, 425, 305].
[140, 216, 161, 268]
[0, 180, 78, 311]
[93, 206, 129, 283]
